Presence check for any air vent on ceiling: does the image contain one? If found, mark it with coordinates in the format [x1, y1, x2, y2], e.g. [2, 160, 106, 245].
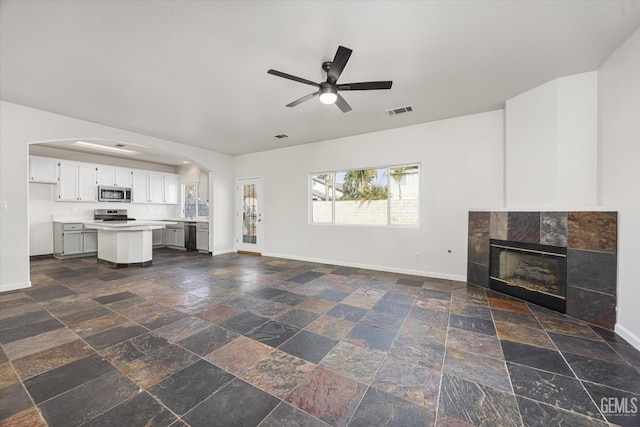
[273, 134, 289, 139]
[385, 105, 413, 116]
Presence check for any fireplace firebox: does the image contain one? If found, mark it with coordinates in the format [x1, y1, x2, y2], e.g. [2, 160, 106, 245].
[490, 239, 567, 313]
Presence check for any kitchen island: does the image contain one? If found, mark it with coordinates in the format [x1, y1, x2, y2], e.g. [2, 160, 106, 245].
[84, 220, 176, 267]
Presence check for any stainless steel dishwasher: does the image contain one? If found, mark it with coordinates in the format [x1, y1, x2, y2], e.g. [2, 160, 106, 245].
[184, 222, 197, 251]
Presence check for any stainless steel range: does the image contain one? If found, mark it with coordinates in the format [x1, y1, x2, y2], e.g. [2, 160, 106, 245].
[94, 209, 136, 222]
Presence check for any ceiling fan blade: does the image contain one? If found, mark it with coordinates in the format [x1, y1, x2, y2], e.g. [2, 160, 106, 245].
[286, 91, 319, 107]
[327, 46, 353, 84]
[337, 81, 393, 91]
[335, 94, 352, 113]
[267, 69, 319, 88]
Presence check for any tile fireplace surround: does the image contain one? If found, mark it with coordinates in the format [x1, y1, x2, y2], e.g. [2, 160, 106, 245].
[468, 211, 617, 329]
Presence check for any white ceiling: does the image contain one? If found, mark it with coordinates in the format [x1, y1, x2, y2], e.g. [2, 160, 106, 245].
[2, 1, 640, 159]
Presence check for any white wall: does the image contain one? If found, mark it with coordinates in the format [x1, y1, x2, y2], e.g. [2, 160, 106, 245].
[598, 29, 640, 348]
[506, 72, 598, 208]
[0, 101, 235, 292]
[234, 110, 505, 280]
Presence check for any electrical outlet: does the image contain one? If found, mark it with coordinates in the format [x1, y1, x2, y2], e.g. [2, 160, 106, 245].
[414, 252, 421, 260]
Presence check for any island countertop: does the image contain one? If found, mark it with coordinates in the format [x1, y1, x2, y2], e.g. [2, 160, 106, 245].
[84, 220, 177, 231]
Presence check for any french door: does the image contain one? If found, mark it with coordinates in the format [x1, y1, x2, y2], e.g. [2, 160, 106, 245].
[236, 177, 263, 253]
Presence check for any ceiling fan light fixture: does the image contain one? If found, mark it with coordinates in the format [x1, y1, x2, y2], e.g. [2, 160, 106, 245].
[319, 85, 338, 105]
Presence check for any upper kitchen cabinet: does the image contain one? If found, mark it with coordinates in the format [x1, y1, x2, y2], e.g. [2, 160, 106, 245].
[57, 161, 97, 202]
[96, 165, 133, 188]
[30, 156, 58, 183]
[131, 170, 179, 204]
[164, 174, 180, 204]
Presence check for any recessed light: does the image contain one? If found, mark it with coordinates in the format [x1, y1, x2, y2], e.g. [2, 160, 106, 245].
[182, 161, 190, 164]
[73, 141, 138, 155]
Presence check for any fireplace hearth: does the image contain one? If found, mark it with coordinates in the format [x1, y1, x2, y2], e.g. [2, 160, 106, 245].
[490, 239, 567, 313]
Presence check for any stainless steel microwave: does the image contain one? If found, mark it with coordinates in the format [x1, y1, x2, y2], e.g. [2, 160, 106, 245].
[98, 186, 132, 202]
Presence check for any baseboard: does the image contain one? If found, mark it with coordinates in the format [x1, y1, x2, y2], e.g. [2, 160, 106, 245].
[0, 281, 31, 293]
[615, 323, 640, 351]
[261, 252, 466, 282]
[212, 248, 236, 256]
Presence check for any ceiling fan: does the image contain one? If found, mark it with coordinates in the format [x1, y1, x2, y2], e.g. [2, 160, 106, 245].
[267, 46, 393, 113]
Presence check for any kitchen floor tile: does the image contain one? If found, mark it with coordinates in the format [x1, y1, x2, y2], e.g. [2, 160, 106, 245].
[177, 324, 238, 356]
[241, 349, 315, 398]
[319, 341, 385, 383]
[219, 311, 269, 334]
[80, 391, 178, 427]
[182, 378, 279, 427]
[507, 362, 604, 419]
[245, 320, 300, 348]
[149, 359, 235, 415]
[205, 335, 273, 374]
[278, 330, 337, 364]
[285, 366, 367, 426]
[259, 402, 329, 427]
[37, 370, 138, 427]
[349, 386, 434, 427]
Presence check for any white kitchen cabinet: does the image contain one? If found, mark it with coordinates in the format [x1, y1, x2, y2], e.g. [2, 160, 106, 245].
[53, 223, 97, 258]
[163, 174, 179, 204]
[166, 228, 185, 248]
[131, 170, 179, 204]
[96, 166, 116, 187]
[152, 228, 165, 247]
[148, 172, 164, 203]
[165, 223, 184, 248]
[196, 223, 209, 252]
[97, 166, 133, 188]
[57, 161, 97, 202]
[131, 170, 149, 203]
[115, 168, 132, 187]
[29, 156, 58, 183]
[83, 230, 98, 253]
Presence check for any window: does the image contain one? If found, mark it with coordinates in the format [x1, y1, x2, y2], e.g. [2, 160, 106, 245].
[310, 164, 419, 226]
[183, 183, 209, 218]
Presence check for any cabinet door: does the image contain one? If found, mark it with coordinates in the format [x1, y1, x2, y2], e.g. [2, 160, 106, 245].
[57, 162, 79, 201]
[148, 172, 164, 203]
[83, 231, 98, 253]
[153, 228, 164, 246]
[163, 174, 179, 204]
[196, 229, 209, 251]
[30, 156, 58, 183]
[131, 171, 149, 203]
[78, 164, 97, 201]
[62, 231, 83, 255]
[175, 229, 185, 248]
[96, 166, 116, 186]
[114, 168, 132, 187]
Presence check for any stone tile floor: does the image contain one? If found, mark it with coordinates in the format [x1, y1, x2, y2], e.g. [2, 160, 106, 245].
[1, 249, 639, 426]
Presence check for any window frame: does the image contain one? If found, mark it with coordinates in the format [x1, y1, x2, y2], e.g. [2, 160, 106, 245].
[309, 163, 421, 228]
[182, 183, 209, 219]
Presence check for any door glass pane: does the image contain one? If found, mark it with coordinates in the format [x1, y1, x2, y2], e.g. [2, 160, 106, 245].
[242, 184, 258, 244]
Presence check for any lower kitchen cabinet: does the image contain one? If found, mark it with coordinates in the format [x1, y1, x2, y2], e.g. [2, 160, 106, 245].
[196, 223, 209, 252]
[165, 224, 185, 248]
[53, 222, 97, 258]
[152, 228, 164, 247]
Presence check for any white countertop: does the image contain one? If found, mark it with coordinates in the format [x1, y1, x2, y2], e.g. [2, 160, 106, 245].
[84, 220, 177, 231]
[164, 217, 209, 223]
